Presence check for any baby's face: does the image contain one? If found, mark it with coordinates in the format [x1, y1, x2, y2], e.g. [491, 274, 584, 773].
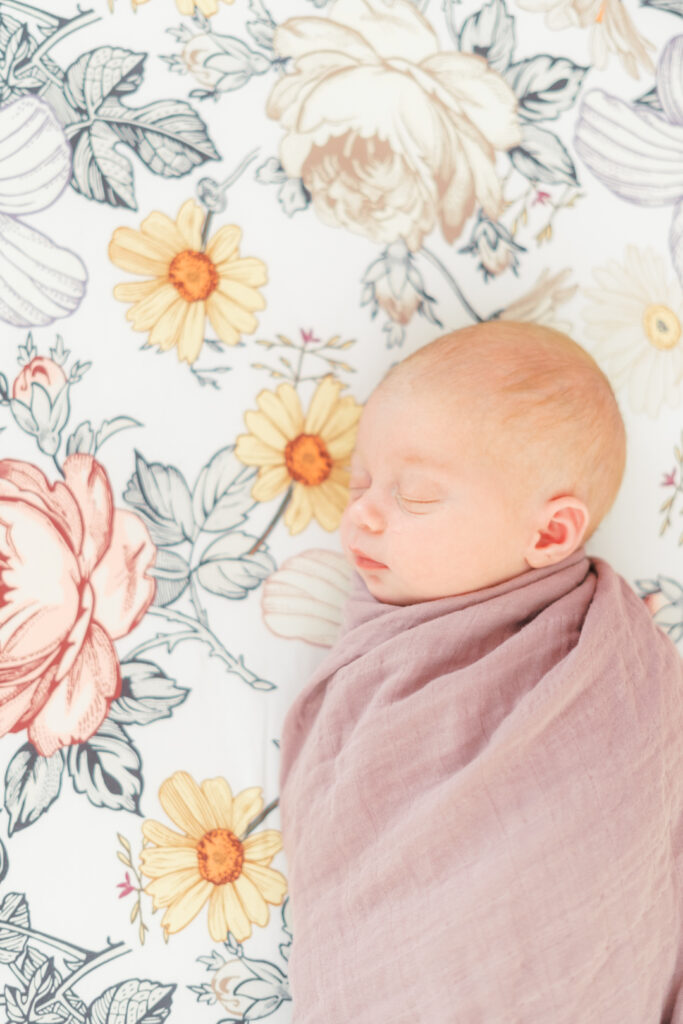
[339, 384, 535, 605]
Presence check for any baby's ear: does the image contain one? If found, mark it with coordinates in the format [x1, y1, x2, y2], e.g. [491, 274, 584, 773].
[525, 496, 590, 568]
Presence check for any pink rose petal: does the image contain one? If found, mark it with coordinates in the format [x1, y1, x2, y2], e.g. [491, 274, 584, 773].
[62, 454, 114, 577]
[28, 621, 120, 757]
[90, 509, 156, 639]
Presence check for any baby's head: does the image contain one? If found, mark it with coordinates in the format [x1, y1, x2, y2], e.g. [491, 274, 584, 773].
[340, 320, 626, 605]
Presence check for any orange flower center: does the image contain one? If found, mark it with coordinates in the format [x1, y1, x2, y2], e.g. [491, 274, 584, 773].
[284, 434, 333, 486]
[196, 828, 244, 885]
[169, 250, 218, 302]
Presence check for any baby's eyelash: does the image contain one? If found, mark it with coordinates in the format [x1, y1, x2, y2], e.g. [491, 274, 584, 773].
[396, 494, 439, 514]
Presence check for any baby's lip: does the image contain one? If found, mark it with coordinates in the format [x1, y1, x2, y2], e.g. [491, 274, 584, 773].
[350, 548, 388, 570]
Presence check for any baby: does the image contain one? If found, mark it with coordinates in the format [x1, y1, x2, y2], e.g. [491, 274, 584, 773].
[279, 321, 683, 1024]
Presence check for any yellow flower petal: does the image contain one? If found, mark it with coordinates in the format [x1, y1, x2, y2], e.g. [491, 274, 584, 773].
[304, 376, 344, 435]
[319, 399, 362, 444]
[113, 279, 160, 303]
[146, 296, 188, 353]
[176, 199, 204, 250]
[109, 228, 171, 277]
[326, 425, 359, 460]
[176, 299, 206, 364]
[210, 294, 257, 334]
[214, 256, 268, 287]
[309, 481, 344, 531]
[206, 224, 241, 264]
[161, 877, 212, 934]
[243, 829, 282, 864]
[252, 465, 291, 501]
[235, 434, 286, 467]
[241, 861, 288, 904]
[142, 820, 196, 848]
[159, 771, 217, 839]
[258, 388, 302, 440]
[208, 886, 229, 942]
[205, 293, 240, 346]
[200, 777, 234, 830]
[125, 283, 179, 332]
[139, 211, 186, 256]
[144, 866, 199, 907]
[245, 409, 289, 450]
[140, 846, 198, 876]
[215, 277, 267, 314]
[234, 872, 269, 927]
[284, 484, 313, 535]
[232, 786, 263, 839]
[223, 881, 252, 942]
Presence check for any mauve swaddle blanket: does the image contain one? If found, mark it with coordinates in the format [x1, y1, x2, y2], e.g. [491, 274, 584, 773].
[280, 550, 683, 1023]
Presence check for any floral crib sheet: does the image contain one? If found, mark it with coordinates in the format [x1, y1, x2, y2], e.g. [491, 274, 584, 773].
[0, 0, 681, 1021]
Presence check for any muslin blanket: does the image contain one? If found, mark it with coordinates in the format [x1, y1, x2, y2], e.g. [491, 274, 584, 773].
[280, 550, 683, 1023]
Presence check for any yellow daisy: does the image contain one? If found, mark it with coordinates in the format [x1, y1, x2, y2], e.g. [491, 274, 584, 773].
[140, 771, 287, 942]
[236, 376, 362, 535]
[109, 199, 266, 365]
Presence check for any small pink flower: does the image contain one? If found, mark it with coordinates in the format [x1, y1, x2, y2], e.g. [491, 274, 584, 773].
[12, 357, 67, 404]
[533, 191, 551, 205]
[117, 872, 135, 898]
[661, 468, 677, 487]
[301, 328, 320, 345]
[0, 454, 156, 756]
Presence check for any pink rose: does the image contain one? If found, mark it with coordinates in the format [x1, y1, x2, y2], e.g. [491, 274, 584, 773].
[0, 454, 156, 756]
[12, 357, 67, 403]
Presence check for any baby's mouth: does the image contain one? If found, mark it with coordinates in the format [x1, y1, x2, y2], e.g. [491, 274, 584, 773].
[351, 549, 388, 570]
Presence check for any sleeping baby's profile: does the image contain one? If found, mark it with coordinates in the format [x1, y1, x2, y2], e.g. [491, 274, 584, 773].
[279, 321, 683, 1023]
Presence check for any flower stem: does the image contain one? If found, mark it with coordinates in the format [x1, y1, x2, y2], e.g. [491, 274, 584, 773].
[200, 149, 261, 247]
[419, 245, 483, 323]
[240, 798, 280, 840]
[126, 607, 275, 690]
[0, 922, 90, 959]
[248, 488, 292, 555]
[46, 942, 130, 1009]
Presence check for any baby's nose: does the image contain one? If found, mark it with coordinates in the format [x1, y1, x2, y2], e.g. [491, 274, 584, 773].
[349, 493, 385, 533]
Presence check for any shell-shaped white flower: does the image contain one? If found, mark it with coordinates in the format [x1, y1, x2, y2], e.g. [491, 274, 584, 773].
[0, 214, 88, 328]
[0, 97, 71, 215]
[582, 246, 683, 417]
[266, 0, 521, 250]
[261, 548, 353, 647]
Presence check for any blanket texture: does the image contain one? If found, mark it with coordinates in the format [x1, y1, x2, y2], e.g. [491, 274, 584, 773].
[280, 551, 683, 1023]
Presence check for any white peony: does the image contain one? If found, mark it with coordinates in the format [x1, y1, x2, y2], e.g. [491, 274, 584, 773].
[266, 0, 521, 251]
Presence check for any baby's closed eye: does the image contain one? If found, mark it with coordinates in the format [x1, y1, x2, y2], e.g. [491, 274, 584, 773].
[396, 494, 440, 514]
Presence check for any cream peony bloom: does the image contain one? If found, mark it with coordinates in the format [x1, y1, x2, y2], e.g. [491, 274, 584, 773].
[266, 0, 521, 251]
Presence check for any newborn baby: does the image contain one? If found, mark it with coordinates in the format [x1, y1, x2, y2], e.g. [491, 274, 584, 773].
[279, 321, 683, 1024]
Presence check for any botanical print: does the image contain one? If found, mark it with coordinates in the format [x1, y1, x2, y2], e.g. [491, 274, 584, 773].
[575, 34, 683, 286]
[0, 0, 679, 1020]
[581, 246, 683, 417]
[140, 771, 286, 942]
[109, 198, 268, 366]
[0, 97, 87, 327]
[516, 0, 655, 78]
[236, 376, 362, 536]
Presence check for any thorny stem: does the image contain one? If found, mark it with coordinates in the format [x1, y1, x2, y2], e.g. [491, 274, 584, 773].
[0, 922, 90, 959]
[240, 798, 280, 840]
[18, 8, 100, 79]
[125, 606, 273, 690]
[247, 488, 292, 555]
[419, 245, 483, 323]
[0, 0, 62, 25]
[46, 942, 130, 1009]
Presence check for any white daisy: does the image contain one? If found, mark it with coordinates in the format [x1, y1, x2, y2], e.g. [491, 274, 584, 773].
[582, 246, 683, 417]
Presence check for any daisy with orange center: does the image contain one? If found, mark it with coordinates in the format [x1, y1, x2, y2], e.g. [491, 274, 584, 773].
[235, 376, 362, 535]
[108, 199, 267, 365]
[140, 771, 287, 942]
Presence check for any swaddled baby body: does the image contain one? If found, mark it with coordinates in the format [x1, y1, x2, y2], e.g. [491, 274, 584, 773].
[280, 322, 683, 1023]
